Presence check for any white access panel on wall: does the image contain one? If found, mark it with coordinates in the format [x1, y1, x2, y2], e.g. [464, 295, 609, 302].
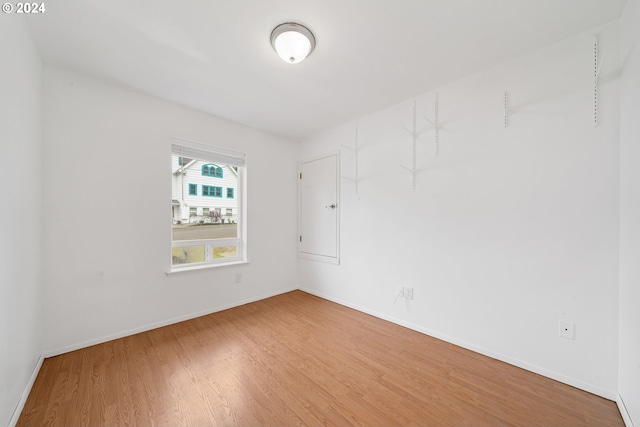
[298, 153, 340, 264]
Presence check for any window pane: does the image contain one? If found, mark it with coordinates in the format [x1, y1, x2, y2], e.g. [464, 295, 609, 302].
[213, 246, 237, 259]
[171, 143, 244, 269]
[172, 245, 205, 265]
[173, 158, 237, 241]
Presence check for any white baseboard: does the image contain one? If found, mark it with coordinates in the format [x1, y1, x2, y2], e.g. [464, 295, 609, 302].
[9, 353, 44, 427]
[44, 287, 297, 358]
[299, 287, 617, 401]
[618, 394, 635, 427]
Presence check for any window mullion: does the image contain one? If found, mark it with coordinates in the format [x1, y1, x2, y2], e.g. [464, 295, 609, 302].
[206, 243, 212, 263]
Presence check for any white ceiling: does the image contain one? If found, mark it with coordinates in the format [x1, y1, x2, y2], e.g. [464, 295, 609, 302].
[27, 0, 626, 141]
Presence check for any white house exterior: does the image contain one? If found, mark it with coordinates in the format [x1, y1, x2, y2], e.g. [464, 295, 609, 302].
[171, 155, 238, 224]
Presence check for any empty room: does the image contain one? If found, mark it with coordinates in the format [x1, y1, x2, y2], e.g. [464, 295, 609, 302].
[1, 0, 639, 426]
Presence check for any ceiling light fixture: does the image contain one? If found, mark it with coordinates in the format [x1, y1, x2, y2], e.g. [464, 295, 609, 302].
[270, 22, 316, 64]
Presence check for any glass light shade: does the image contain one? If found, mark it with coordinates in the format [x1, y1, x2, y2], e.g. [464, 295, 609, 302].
[270, 23, 316, 64]
[274, 31, 311, 63]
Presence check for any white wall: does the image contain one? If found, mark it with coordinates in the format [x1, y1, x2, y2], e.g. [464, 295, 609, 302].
[42, 66, 299, 354]
[0, 16, 43, 427]
[618, 0, 640, 423]
[299, 21, 621, 398]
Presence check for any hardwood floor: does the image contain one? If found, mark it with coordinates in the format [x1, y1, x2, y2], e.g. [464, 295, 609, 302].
[18, 291, 623, 426]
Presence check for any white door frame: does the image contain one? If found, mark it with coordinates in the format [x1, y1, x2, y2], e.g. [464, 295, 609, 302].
[298, 152, 340, 265]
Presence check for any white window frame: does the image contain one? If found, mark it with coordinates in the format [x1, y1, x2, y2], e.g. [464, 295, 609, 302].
[170, 138, 247, 273]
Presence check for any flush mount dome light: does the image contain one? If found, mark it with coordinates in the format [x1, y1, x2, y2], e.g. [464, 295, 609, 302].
[270, 22, 316, 64]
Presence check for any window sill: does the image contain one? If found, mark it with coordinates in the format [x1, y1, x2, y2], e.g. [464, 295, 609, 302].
[166, 260, 250, 276]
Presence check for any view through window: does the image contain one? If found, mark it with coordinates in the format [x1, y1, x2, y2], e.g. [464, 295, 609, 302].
[171, 140, 245, 269]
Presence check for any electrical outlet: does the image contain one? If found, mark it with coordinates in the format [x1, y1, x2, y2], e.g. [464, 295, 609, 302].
[558, 321, 575, 339]
[405, 287, 413, 300]
[396, 285, 405, 298]
[235, 273, 242, 284]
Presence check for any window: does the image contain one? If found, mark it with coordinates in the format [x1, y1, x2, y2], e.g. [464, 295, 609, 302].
[202, 164, 223, 178]
[171, 139, 245, 270]
[203, 185, 222, 197]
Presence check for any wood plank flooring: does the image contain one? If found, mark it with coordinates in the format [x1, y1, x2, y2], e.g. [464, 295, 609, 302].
[18, 291, 623, 426]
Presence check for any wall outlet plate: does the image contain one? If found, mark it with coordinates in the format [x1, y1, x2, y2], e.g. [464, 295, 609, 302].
[405, 287, 413, 300]
[559, 321, 575, 339]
